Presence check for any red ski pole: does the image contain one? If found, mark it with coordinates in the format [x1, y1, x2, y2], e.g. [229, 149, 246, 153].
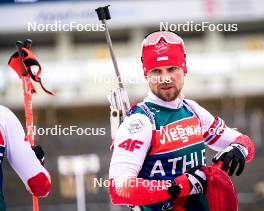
[16, 40, 39, 211]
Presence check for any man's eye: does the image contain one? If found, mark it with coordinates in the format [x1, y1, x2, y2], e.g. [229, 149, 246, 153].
[168, 67, 179, 72]
[151, 69, 160, 73]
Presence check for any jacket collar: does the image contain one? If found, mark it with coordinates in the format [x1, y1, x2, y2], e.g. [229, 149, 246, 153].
[143, 90, 184, 109]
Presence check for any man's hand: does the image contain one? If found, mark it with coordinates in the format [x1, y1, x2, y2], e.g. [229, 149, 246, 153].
[185, 166, 207, 194]
[213, 143, 248, 176]
[32, 145, 45, 165]
[168, 166, 207, 197]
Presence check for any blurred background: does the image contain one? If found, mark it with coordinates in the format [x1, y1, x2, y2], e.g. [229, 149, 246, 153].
[0, 0, 264, 210]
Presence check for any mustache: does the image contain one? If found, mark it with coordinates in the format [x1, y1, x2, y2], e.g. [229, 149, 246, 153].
[158, 83, 175, 88]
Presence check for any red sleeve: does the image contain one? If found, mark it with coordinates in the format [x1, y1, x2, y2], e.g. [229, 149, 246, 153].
[27, 172, 51, 197]
[233, 135, 255, 162]
[109, 175, 190, 206]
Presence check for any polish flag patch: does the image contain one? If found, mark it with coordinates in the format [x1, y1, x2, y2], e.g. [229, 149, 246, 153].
[157, 56, 169, 61]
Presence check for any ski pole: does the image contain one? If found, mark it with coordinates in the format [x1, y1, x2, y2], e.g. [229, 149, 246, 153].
[16, 40, 39, 211]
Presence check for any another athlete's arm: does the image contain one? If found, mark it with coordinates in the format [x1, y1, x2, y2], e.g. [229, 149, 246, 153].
[0, 106, 51, 197]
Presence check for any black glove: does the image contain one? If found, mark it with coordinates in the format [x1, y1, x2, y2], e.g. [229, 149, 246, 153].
[213, 144, 248, 176]
[32, 145, 45, 165]
[168, 166, 207, 197]
[185, 165, 207, 194]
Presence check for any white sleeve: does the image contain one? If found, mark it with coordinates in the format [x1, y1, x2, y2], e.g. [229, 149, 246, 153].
[109, 113, 152, 182]
[0, 106, 50, 191]
[184, 99, 241, 152]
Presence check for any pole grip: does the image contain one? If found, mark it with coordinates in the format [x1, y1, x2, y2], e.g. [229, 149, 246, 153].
[24, 39, 33, 49]
[16, 41, 28, 76]
[95, 5, 111, 20]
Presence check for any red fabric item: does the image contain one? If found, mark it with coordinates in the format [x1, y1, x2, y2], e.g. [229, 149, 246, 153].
[202, 162, 238, 211]
[142, 39, 187, 76]
[27, 172, 51, 197]
[233, 135, 255, 162]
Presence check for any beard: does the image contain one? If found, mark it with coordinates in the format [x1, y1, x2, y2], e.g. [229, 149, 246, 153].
[153, 84, 181, 102]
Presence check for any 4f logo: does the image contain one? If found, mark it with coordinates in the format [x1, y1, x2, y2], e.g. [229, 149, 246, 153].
[118, 139, 143, 152]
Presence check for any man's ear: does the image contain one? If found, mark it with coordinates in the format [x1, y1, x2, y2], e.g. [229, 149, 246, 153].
[144, 74, 149, 81]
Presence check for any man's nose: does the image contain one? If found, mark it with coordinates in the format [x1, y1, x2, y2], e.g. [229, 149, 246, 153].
[160, 71, 170, 83]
